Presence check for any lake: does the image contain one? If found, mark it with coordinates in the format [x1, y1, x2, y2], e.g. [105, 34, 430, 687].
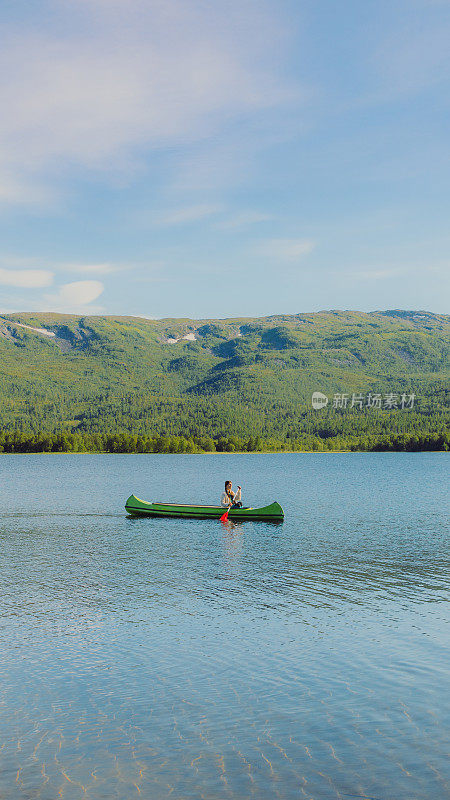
[0, 453, 449, 800]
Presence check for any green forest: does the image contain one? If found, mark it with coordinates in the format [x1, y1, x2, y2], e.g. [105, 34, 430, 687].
[0, 309, 448, 452]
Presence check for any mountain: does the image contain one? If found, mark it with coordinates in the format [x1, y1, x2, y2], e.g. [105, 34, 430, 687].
[0, 309, 448, 451]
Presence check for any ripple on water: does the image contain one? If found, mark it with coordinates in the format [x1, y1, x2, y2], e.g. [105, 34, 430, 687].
[0, 453, 449, 799]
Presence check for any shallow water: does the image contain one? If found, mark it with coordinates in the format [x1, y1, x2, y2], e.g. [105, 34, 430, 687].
[0, 453, 449, 799]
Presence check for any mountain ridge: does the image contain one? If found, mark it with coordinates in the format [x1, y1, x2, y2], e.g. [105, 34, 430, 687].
[0, 309, 448, 451]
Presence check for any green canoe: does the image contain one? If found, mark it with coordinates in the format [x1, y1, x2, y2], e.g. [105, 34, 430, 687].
[125, 495, 284, 521]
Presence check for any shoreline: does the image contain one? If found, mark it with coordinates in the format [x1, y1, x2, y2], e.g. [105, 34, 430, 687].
[0, 449, 447, 455]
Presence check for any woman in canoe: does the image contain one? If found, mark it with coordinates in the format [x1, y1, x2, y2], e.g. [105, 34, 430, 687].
[221, 480, 243, 509]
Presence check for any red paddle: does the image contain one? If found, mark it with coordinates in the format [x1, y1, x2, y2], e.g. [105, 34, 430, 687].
[220, 508, 229, 522]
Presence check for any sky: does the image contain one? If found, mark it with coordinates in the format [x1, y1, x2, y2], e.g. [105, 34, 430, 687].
[0, 0, 449, 319]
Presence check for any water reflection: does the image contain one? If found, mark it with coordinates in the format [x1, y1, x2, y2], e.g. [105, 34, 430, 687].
[0, 453, 448, 799]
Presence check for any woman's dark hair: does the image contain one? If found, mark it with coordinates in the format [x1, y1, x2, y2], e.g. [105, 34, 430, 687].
[225, 480, 231, 490]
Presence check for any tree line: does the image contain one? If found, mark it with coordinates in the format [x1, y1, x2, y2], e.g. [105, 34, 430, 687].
[0, 430, 448, 453]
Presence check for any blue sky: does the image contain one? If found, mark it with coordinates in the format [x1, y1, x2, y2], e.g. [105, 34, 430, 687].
[0, 0, 449, 318]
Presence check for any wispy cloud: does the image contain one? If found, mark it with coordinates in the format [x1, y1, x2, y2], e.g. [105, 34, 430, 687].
[0, 267, 53, 288]
[345, 268, 403, 281]
[0, 173, 56, 207]
[0, 256, 121, 275]
[216, 211, 272, 229]
[337, 261, 450, 281]
[61, 262, 117, 275]
[44, 280, 105, 312]
[256, 238, 316, 262]
[155, 204, 221, 226]
[0, 0, 296, 205]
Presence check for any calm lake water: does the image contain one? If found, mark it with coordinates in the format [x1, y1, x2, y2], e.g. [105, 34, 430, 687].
[0, 453, 449, 800]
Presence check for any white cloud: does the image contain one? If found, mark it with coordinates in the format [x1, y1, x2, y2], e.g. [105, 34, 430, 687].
[155, 204, 221, 226]
[256, 238, 316, 261]
[350, 269, 401, 280]
[0, 173, 56, 206]
[0, 1, 296, 205]
[0, 256, 121, 276]
[339, 265, 419, 281]
[45, 280, 105, 312]
[62, 262, 117, 275]
[0, 267, 54, 288]
[216, 211, 272, 229]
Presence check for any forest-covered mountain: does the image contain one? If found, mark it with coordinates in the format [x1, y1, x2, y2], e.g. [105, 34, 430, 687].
[0, 309, 448, 451]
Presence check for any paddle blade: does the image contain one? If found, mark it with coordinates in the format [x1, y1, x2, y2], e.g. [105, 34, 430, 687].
[220, 509, 229, 522]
